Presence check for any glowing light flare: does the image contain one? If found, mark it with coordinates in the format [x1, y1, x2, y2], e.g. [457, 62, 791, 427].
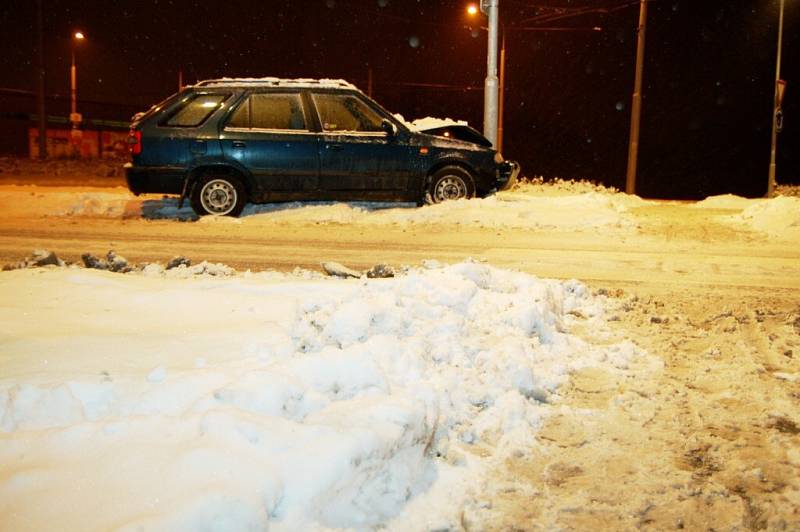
[74, 31, 85, 40]
[466, 4, 479, 16]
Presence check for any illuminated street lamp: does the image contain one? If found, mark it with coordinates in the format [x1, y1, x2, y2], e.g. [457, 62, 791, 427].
[70, 31, 85, 152]
[467, 2, 501, 149]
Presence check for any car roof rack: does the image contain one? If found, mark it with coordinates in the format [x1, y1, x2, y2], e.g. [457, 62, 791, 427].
[194, 77, 358, 90]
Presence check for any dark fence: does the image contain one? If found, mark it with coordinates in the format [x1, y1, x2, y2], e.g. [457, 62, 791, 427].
[0, 88, 138, 157]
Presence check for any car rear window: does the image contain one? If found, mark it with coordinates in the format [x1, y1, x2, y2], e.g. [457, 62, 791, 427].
[226, 93, 307, 131]
[132, 91, 181, 125]
[162, 93, 229, 127]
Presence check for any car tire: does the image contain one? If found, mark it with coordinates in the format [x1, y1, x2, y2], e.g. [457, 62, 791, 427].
[427, 166, 475, 204]
[190, 174, 246, 217]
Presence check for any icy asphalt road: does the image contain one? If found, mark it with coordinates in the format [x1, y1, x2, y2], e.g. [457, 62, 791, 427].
[0, 183, 798, 289]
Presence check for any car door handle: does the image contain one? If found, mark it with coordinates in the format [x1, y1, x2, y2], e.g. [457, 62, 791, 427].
[327, 144, 344, 151]
[232, 141, 246, 149]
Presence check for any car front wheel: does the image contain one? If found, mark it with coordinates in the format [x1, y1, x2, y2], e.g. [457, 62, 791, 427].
[190, 174, 246, 217]
[427, 166, 476, 204]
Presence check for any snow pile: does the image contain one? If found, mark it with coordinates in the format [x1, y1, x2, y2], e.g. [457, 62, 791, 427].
[158, 260, 236, 277]
[3, 248, 239, 278]
[0, 187, 136, 219]
[0, 184, 641, 230]
[688, 194, 800, 239]
[691, 194, 755, 209]
[728, 196, 800, 237]
[62, 192, 132, 217]
[0, 262, 646, 531]
[511, 177, 624, 197]
[214, 193, 638, 230]
[406, 117, 469, 131]
[127, 191, 640, 230]
[391, 114, 469, 131]
[198, 77, 357, 90]
[1, 249, 65, 270]
[776, 184, 800, 197]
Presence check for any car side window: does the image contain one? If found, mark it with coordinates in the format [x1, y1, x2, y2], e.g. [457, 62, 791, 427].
[312, 94, 384, 133]
[226, 93, 307, 131]
[163, 93, 229, 127]
[227, 97, 250, 128]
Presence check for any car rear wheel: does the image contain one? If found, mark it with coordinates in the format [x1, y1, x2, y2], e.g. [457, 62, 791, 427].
[190, 174, 246, 217]
[427, 166, 475, 204]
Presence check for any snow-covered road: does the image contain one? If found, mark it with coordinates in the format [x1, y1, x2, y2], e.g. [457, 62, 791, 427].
[0, 182, 798, 288]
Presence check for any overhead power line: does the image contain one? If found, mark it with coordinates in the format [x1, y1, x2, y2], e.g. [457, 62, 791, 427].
[516, 0, 639, 25]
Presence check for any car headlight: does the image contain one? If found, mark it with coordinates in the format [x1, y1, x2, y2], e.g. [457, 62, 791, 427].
[494, 152, 504, 164]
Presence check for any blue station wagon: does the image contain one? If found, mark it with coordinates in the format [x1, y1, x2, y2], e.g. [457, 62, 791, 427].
[125, 78, 520, 216]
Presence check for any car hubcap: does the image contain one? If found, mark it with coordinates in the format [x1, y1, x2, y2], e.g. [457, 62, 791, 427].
[200, 179, 237, 215]
[434, 175, 467, 202]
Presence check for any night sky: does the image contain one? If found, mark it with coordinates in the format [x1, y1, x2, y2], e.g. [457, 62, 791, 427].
[1, 0, 797, 198]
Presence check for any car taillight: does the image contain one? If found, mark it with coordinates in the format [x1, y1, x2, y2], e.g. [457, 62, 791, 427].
[128, 130, 142, 155]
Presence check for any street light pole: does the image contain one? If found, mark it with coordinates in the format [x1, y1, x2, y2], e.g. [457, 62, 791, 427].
[481, 0, 500, 148]
[625, 0, 648, 195]
[767, 0, 785, 198]
[498, 28, 506, 153]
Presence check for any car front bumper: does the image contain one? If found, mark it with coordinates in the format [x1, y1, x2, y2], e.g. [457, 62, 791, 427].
[497, 160, 521, 191]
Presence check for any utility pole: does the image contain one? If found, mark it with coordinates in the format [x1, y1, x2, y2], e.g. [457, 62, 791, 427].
[481, 0, 500, 148]
[767, 0, 785, 198]
[36, 0, 47, 159]
[498, 29, 506, 153]
[70, 48, 78, 125]
[625, 0, 648, 195]
[69, 32, 85, 154]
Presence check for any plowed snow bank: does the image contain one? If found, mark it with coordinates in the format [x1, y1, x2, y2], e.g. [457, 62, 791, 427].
[0, 262, 649, 531]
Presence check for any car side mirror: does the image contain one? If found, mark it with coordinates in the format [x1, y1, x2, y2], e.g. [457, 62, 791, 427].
[381, 119, 397, 139]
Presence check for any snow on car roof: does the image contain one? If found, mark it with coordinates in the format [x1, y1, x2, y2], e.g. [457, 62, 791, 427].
[194, 77, 358, 90]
